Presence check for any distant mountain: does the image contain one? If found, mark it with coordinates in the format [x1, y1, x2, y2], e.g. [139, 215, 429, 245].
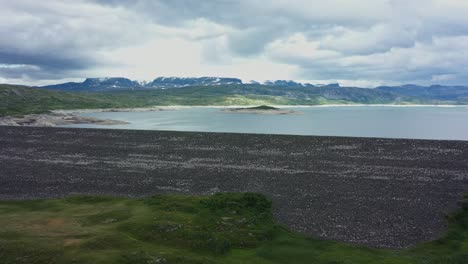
[42, 77, 141, 92]
[148, 77, 243, 88]
[83, 77, 140, 88]
[35, 77, 468, 104]
[260, 80, 343, 88]
[40, 77, 244, 91]
[225, 84, 404, 104]
[263, 80, 315, 87]
[376, 84, 468, 101]
[39, 77, 347, 92]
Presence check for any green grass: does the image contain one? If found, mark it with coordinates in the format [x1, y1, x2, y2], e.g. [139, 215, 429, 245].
[0, 84, 296, 116]
[1, 84, 436, 117]
[0, 193, 467, 264]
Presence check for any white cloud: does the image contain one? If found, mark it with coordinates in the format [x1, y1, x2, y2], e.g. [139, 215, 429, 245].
[0, 64, 40, 70]
[320, 24, 417, 55]
[1, 0, 468, 86]
[94, 35, 298, 82]
[266, 33, 340, 63]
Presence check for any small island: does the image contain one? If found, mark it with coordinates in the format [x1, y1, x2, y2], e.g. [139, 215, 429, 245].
[222, 105, 302, 115]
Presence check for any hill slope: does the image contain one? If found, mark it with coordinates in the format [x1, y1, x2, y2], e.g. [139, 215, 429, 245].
[39, 76, 468, 103]
[0, 84, 129, 116]
[0, 83, 455, 116]
[376, 84, 468, 102]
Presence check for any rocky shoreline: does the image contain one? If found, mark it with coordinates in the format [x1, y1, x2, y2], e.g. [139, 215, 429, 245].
[0, 113, 129, 127]
[52, 106, 175, 114]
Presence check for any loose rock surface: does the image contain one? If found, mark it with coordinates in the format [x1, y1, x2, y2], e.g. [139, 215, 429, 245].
[0, 126, 467, 248]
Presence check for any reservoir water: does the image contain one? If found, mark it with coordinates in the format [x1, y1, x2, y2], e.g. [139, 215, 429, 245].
[62, 106, 468, 140]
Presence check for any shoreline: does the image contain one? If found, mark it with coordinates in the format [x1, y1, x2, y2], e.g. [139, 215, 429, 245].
[53, 104, 468, 114]
[0, 113, 129, 127]
[3, 103, 467, 127]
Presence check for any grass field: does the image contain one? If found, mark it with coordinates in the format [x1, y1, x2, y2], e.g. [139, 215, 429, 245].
[1, 84, 432, 117]
[0, 193, 467, 264]
[0, 84, 308, 116]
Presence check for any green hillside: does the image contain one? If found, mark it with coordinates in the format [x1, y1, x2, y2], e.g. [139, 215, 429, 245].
[0, 84, 123, 116]
[0, 84, 435, 116]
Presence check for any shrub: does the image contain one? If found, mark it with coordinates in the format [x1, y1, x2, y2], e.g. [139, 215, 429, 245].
[200, 193, 271, 214]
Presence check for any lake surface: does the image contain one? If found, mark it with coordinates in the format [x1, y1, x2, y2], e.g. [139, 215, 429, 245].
[63, 106, 468, 140]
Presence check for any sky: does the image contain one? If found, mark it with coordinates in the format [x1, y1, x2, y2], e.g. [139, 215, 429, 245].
[1, 0, 468, 87]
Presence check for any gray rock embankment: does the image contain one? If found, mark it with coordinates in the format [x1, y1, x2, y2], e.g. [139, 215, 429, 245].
[1, 126, 467, 248]
[0, 113, 129, 127]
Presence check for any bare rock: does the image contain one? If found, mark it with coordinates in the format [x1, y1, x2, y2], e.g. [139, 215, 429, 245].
[0, 113, 129, 127]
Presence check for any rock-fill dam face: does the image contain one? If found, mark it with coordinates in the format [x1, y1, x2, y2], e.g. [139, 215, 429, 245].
[1, 126, 468, 248]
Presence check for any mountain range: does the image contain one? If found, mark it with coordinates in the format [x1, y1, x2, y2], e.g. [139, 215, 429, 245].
[40, 77, 342, 91]
[2, 78, 468, 116]
[37, 76, 468, 104]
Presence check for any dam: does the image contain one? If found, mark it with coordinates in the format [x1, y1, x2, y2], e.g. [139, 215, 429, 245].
[1, 126, 467, 248]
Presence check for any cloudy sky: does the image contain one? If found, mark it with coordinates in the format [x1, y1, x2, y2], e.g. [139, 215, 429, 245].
[1, 0, 468, 87]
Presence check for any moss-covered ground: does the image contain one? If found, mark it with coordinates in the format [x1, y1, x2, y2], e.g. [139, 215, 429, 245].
[0, 193, 467, 264]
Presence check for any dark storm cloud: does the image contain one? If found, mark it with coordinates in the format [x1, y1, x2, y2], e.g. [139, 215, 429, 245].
[0, 0, 154, 81]
[0, 51, 89, 71]
[89, 0, 390, 56]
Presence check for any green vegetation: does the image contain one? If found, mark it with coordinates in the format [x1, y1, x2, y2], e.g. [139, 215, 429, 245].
[0, 84, 295, 116]
[1, 84, 433, 116]
[0, 84, 126, 116]
[0, 193, 467, 264]
[241, 105, 279, 110]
